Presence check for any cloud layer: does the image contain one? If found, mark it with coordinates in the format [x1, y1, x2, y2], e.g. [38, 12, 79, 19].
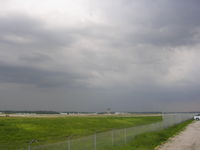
[0, 0, 200, 112]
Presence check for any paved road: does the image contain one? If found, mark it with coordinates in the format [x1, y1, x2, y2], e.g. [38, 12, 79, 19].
[157, 121, 200, 150]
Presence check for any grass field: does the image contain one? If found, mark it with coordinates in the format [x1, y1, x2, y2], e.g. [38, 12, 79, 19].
[108, 119, 193, 150]
[0, 115, 161, 150]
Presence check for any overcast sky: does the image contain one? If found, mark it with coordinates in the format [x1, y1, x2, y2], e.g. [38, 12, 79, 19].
[0, 0, 200, 112]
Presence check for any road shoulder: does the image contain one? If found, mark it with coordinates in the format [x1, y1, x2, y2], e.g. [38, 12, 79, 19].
[157, 121, 200, 150]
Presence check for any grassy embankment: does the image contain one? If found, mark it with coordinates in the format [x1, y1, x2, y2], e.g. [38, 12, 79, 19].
[0, 115, 161, 150]
[108, 119, 193, 150]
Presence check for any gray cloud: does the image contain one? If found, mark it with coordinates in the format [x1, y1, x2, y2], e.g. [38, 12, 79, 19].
[0, 0, 200, 112]
[19, 53, 52, 63]
[0, 15, 74, 50]
[0, 61, 88, 88]
[91, 0, 200, 47]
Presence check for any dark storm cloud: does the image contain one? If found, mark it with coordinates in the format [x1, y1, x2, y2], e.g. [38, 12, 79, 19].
[0, 15, 73, 50]
[0, 62, 86, 88]
[126, 27, 197, 47]
[19, 53, 52, 63]
[95, 0, 200, 47]
[1, 0, 200, 112]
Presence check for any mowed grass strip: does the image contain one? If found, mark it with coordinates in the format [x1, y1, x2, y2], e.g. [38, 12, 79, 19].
[108, 119, 193, 150]
[0, 115, 161, 150]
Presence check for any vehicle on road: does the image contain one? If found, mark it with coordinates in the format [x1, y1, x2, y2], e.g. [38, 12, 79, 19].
[194, 114, 200, 120]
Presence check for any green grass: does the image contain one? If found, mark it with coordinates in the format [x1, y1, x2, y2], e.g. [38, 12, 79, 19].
[0, 115, 161, 150]
[108, 119, 193, 150]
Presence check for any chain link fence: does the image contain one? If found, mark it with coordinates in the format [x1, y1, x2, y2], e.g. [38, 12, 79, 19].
[21, 113, 195, 150]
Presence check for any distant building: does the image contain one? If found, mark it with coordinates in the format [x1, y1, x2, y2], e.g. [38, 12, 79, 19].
[60, 112, 69, 115]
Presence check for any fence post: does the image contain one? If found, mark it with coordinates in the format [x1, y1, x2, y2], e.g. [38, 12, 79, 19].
[94, 133, 97, 150]
[112, 130, 114, 146]
[28, 139, 38, 150]
[28, 144, 30, 150]
[68, 137, 71, 150]
[124, 128, 127, 144]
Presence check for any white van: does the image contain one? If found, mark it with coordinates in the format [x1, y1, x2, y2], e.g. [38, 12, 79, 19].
[194, 114, 200, 120]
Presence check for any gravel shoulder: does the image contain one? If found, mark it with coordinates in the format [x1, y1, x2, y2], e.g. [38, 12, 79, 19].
[157, 121, 200, 150]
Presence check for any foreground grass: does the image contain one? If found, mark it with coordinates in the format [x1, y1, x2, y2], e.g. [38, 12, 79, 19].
[0, 115, 161, 150]
[109, 119, 193, 150]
